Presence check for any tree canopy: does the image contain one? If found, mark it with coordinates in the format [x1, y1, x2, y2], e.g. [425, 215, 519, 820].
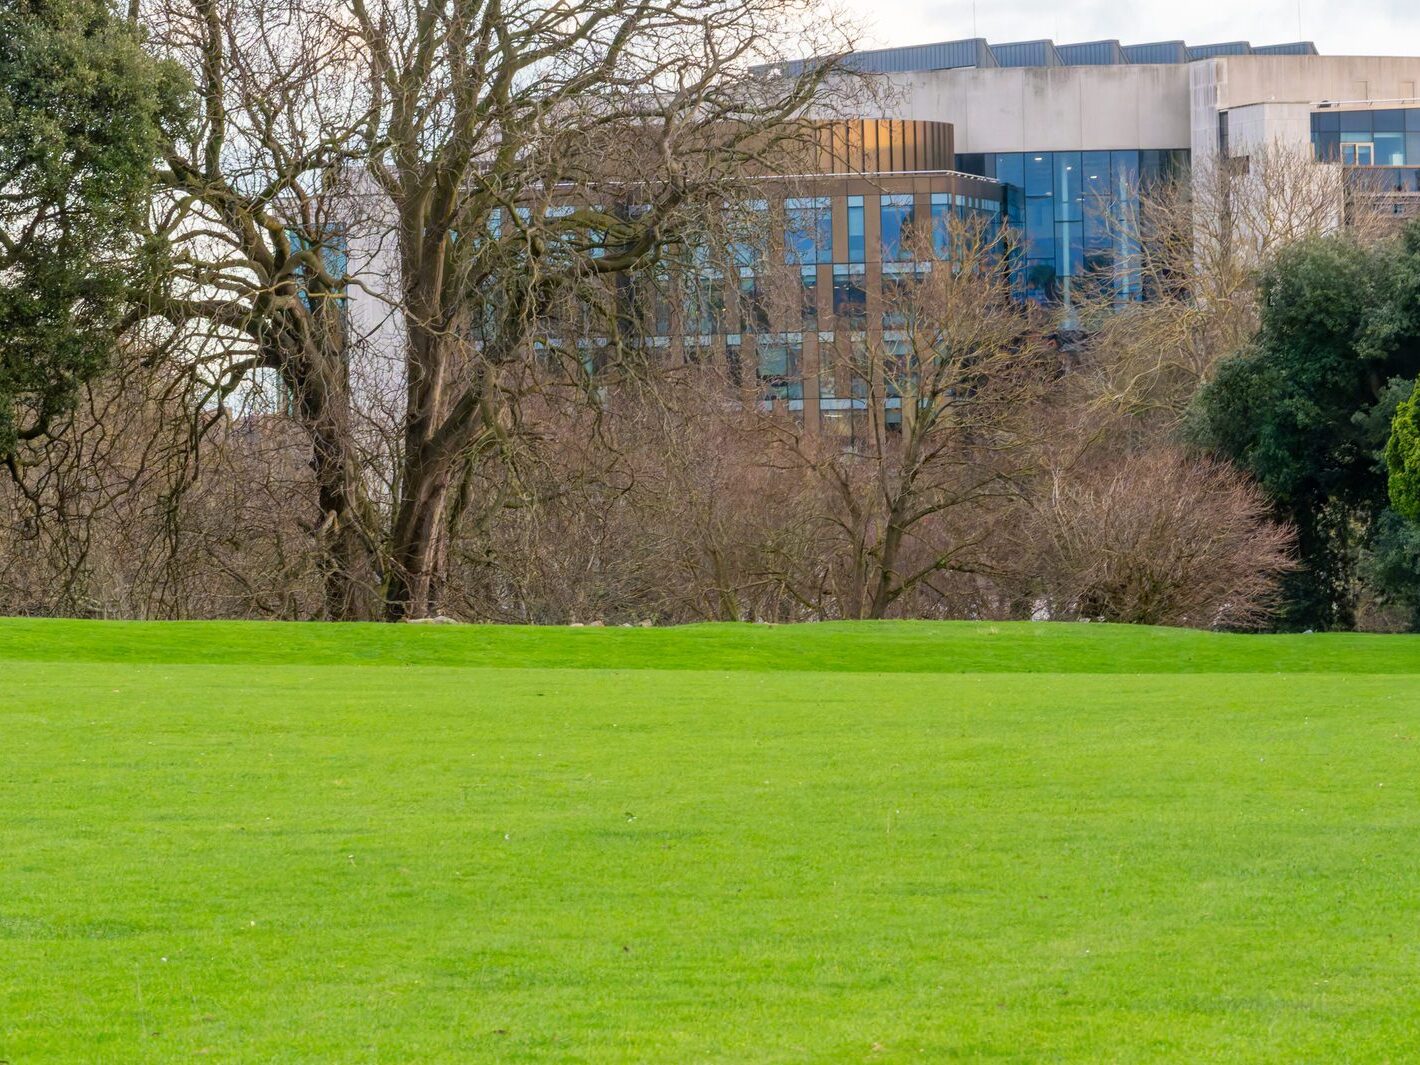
[0, 0, 184, 466]
[1190, 226, 1420, 629]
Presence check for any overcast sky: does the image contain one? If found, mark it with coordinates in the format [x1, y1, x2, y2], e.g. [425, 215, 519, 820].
[840, 0, 1420, 58]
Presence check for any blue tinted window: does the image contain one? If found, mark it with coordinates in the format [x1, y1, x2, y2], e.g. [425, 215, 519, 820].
[1408, 108, 1420, 131]
[1084, 244, 1114, 281]
[1313, 110, 1340, 132]
[832, 264, 866, 323]
[930, 192, 951, 256]
[800, 266, 818, 329]
[995, 153, 1024, 190]
[882, 266, 911, 328]
[785, 197, 831, 264]
[1024, 232, 1055, 264]
[1409, 134, 1420, 165]
[880, 194, 914, 261]
[1082, 152, 1111, 204]
[1375, 131, 1406, 166]
[1024, 198, 1054, 241]
[1054, 152, 1082, 221]
[1056, 229, 1083, 280]
[291, 231, 349, 309]
[1348, 111, 1374, 132]
[956, 153, 989, 176]
[1375, 109, 1406, 132]
[846, 196, 865, 263]
[1024, 153, 1053, 198]
[1139, 150, 1165, 184]
[1111, 151, 1139, 192]
[1082, 204, 1112, 252]
[1314, 131, 1340, 162]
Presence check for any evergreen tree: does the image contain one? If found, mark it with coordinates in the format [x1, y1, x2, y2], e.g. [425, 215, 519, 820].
[1191, 229, 1420, 629]
[0, 0, 185, 464]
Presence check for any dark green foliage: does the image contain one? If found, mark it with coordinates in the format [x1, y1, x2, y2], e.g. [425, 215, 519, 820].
[0, 0, 185, 460]
[1190, 229, 1420, 629]
[1389, 378, 1420, 523]
[1361, 508, 1420, 629]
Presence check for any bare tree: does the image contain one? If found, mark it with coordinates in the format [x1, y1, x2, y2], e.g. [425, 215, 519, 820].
[0, 347, 322, 620]
[1075, 143, 1383, 429]
[1017, 447, 1296, 629]
[763, 217, 1056, 619]
[136, 0, 855, 620]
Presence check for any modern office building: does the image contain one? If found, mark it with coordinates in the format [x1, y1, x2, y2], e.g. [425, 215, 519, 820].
[665, 119, 1004, 433]
[345, 119, 1006, 438]
[774, 38, 1420, 299]
[343, 39, 1420, 437]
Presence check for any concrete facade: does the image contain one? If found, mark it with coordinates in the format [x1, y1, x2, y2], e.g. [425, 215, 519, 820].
[837, 49, 1420, 165]
[876, 65, 1192, 154]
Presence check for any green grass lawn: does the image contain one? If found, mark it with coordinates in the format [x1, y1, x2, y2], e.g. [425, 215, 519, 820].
[2, 620, 1419, 1062]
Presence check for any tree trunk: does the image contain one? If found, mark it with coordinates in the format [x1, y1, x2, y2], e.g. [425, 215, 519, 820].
[312, 453, 383, 621]
[290, 345, 383, 621]
[384, 454, 455, 620]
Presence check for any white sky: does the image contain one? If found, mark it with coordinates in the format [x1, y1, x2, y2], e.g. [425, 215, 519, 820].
[840, 0, 1420, 58]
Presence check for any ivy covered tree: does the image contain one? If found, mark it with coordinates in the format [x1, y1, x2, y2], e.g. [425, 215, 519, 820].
[1190, 227, 1420, 630]
[1389, 383, 1420, 522]
[0, 0, 185, 469]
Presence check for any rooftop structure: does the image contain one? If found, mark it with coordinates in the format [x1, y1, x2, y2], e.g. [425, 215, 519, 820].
[771, 37, 1319, 77]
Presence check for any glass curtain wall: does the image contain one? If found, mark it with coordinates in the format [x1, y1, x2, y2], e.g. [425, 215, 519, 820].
[1313, 108, 1420, 200]
[958, 149, 1188, 302]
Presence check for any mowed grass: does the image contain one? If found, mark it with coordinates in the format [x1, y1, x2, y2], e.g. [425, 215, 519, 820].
[2, 621, 1419, 1062]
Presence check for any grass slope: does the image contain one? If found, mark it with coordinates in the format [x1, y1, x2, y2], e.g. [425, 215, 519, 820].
[2, 619, 1419, 1062]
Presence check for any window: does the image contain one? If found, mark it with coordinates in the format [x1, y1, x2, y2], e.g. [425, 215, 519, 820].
[644, 268, 672, 336]
[995, 153, 1024, 190]
[880, 194, 914, 261]
[1054, 152, 1082, 221]
[1375, 131, 1406, 166]
[881, 264, 915, 328]
[1024, 199, 1055, 255]
[756, 334, 803, 400]
[1341, 126, 1373, 147]
[1139, 150, 1168, 185]
[1218, 110, 1230, 157]
[1056, 230, 1083, 283]
[832, 264, 867, 324]
[290, 229, 349, 311]
[881, 334, 915, 406]
[1312, 110, 1341, 133]
[1374, 109, 1406, 132]
[955, 153, 989, 176]
[728, 199, 767, 270]
[684, 273, 723, 336]
[785, 197, 832, 264]
[738, 270, 768, 333]
[930, 192, 951, 256]
[800, 266, 818, 329]
[1024, 154, 1053, 199]
[1081, 152, 1111, 206]
[1024, 260, 1057, 304]
[1110, 151, 1139, 192]
[846, 196, 866, 263]
[1343, 142, 1375, 166]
